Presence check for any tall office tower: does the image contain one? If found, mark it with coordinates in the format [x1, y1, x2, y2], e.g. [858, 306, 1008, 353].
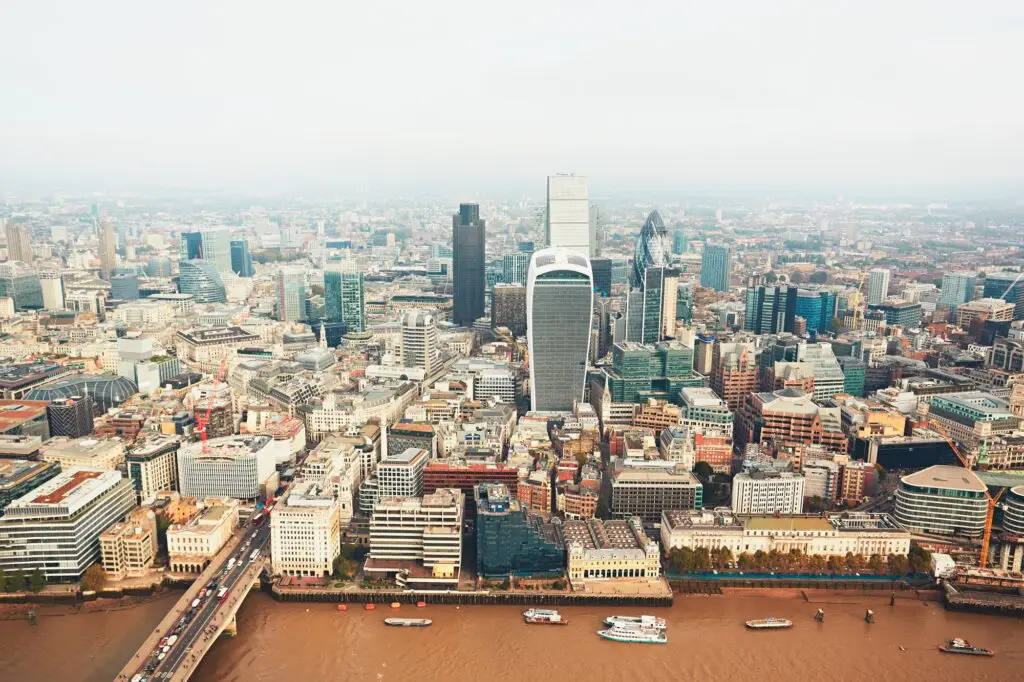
[983, 272, 1024, 320]
[590, 257, 612, 297]
[40, 272, 65, 311]
[501, 253, 531, 286]
[936, 272, 976, 311]
[710, 341, 758, 411]
[699, 243, 732, 292]
[452, 203, 485, 327]
[673, 228, 687, 255]
[230, 239, 254, 277]
[795, 289, 837, 334]
[98, 221, 117, 279]
[180, 230, 232, 273]
[324, 268, 365, 332]
[491, 283, 527, 336]
[178, 260, 226, 303]
[401, 310, 440, 374]
[527, 247, 593, 411]
[276, 268, 306, 321]
[46, 395, 94, 438]
[866, 268, 890, 305]
[625, 211, 677, 343]
[594, 297, 616, 360]
[545, 175, 590, 257]
[744, 280, 796, 334]
[589, 204, 601, 257]
[4, 221, 32, 263]
[146, 256, 172, 278]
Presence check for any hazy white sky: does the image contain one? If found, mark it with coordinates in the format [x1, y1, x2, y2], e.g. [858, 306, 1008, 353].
[1, 1, 1022, 194]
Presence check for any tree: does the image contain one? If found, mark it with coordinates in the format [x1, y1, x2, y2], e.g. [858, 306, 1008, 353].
[309, 284, 325, 297]
[10, 568, 26, 592]
[29, 568, 45, 593]
[692, 461, 714, 481]
[156, 514, 172, 552]
[693, 547, 712, 572]
[805, 496, 826, 514]
[908, 545, 932, 573]
[789, 271, 806, 284]
[808, 555, 827, 574]
[868, 554, 884, 575]
[0, 567, 7, 592]
[764, 272, 778, 284]
[829, 316, 843, 332]
[826, 556, 843, 574]
[808, 271, 829, 284]
[81, 564, 107, 592]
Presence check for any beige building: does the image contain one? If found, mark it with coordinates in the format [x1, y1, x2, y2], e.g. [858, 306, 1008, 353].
[41, 437, 126, 471]
[270, 480, 342, 577]
[563, 517, 661, 582]
[99, 508, 158, 580]
[166, 498, 240, 574]
[660, 509, 911, 558]
[956, 298, 1014, 329]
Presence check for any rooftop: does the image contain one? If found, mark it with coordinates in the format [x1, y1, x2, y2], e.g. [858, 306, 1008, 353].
[4, 468, 123, 519]
[0, 459, 56, 490]
[743, 516, 833, 532]
[901, 465, 986, 493]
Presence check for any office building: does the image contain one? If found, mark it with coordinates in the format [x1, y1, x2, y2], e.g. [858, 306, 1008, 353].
[610, 462, 702, 523]
[590, 257, 612, 297]
[699, 243, 732, 292]
[678, 387, 734, 431]
[324, 268, 365, 332]
[868, 300, 922, 328]
[452, 203, 486, 326]
[173, 325, 260, 369]
[276, 267, 306, 321]
[938, 272, 977, 310]
[180, 230, 231, 273]
[710, 341, 758, 411]
[41, 436, 125, 470]
[604, 340, 697, 404]
[983, 272, 1024, 320]
[0, 459, 60, 516]
[46, 396, 94, 438]
[377, 448, 429, 499]
[956, 298, 1015, 330]
[166, 498, 240, 574]
[99, 508, 157, 580]
[795, 289, 837, 334]
[562, 517, 661, 582]
[110, 274, 139, 301]
[365, 488, 464, 588]
[423, 463, 518, 516]
[661, 510, 910, 559]
[545, 174, 590, 257]
[401, 309, 440, 374]
[145, 256, 172, 278]
[866, 268, 890, 305]
[744, 282, 796, 334]
[230, 239, 254, 277]
[491, 283, 527, 336]
[527, 247, 593, 411]
[626, 264, 679, 343]
[501, 253, 530, 286]
[732, 469, 806, 514]
[657, 428, 695, 469]
[921, 392, 1022, 456]
[126, 436, 180, 504]
[176, 435, 279, 500]
[0, 266, 43, 310]
[40, 273, 64, 311]
[0, 468, 135, 580]
[837, 357, 867, 397]
[271, 479, 342, 577]
[894, 465, 987, 537]
[178, 259, 226, 303]
[4, 221, 32, 263]
[387, 422, 436, 460]
[475, 483, 565, 578]
[98, 221, 117, 279]
[736, 388, 848, 451]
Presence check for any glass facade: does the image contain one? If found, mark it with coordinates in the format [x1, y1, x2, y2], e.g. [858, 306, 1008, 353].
[324, 270, 364, 332]
[453, 203, 485, 326]
[700, 244, 732, 292]
[0, 275, 43, 310]
[230, 239, 254, 277]
[795, 289, 836, 334]
[178, 260, 226, 303]
[475, 483, 565, 578]
[606, 341, 699, 403]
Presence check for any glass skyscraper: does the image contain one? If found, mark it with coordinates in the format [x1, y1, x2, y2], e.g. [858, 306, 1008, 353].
[527, 247, 593, 411]
[625, 211, 677, 343]
[180, 230, 232, 273]
[452, 203, 485, 327]
[276, 268, 306, 321]
[700, 243, 732, 292]
[324, 269, 365, 332]
[501, 253, 530, 286]
[178, 260, 226, 303]
[795, 289, 836, 334]
[230, 239, 254, 277]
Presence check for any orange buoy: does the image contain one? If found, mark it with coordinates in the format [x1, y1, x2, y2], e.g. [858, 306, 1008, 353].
[416, 601, 427, 608]
[336, 604, 348, 612]
[365, 603, 376, 610]
[390, 602, 401, 609]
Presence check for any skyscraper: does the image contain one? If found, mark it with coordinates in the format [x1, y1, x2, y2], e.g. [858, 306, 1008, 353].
[180, 230, 232, 273]
[324, 269, 365, 332]
[866, 268, 890, 305]
[98, 221, 117, 279]
[178, 260, 226, 303]
[625, 212, 677, 342]
[501, 253, 530, 286]
[700, 243, 732, 292]
[401, 310, 440, 374]
[452, 203, 485, 327]
[590, 257, 612, 297]
[744, 281, 796, 334]
[181, 232, 203, 260]
[589, 204, 601, 257]
[230, 239, 254, 277]
[4, 221, 32, 263]
[527, 247, 593, 411]
[276, 268, 306, 321]
[983, 272, 1024, 320]
[794, 289, 837, 334]
[545, 175, 590, 257]
[491, 283, 527, 336]
[937, 272, 976, 310]
[40, 272, 65, 311]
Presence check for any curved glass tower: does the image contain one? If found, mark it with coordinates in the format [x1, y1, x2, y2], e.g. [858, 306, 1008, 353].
[178, 259, 226, 303]
[625, 211, 677, 343]
[527, 247, 593, 412]
[630, 210, 669, 289]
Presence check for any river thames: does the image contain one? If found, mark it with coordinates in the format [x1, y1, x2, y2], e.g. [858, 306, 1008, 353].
[2, 591, 1021, 682]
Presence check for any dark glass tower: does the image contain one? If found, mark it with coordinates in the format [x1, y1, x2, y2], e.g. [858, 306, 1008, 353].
[181, 232, 203, 260]
[230, 239, 254, 277]
[452, 203, 485, 327]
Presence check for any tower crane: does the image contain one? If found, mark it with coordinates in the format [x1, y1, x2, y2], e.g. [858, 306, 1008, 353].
[849, 271, 868, 329]
[195, 352, 230, 453]
[927, 419, 1006, 567]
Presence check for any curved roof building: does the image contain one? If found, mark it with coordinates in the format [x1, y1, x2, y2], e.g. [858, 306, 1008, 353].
[178, 259, 226, 304]
[26, 374, 139, 413]
[630, 210, 669, 289]
[527, 247, 593, 412]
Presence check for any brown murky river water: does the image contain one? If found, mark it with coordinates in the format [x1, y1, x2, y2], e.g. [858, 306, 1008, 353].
[3, 590, 1023, 682]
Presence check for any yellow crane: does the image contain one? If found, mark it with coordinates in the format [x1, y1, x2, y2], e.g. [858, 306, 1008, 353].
[927, 419, 1006, 566]
[849, 271, 867, 329]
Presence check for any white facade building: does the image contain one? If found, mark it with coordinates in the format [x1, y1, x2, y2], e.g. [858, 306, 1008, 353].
[377, 448, 429, 499]
[731, 470, 805, 515]
[271, 480, 342, 577]
[546, 175, 590, 258]
[176, 435, 279, 500]
[866, 268, 891, 305]
[166, 498, 240, 574]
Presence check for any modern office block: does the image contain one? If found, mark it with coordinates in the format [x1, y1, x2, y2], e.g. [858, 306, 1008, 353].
[545, 175, 590, 257]
[700, 243, 732, 292]
[230, 239, 254, 277]
[453, 203, 485, 327]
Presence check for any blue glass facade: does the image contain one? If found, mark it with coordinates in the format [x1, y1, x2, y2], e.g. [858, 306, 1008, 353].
[475, 483, 565, 578]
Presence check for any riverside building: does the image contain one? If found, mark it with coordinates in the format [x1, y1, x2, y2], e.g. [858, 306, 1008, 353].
[894, 465, 988, 537]
[271, 480, 342, 577]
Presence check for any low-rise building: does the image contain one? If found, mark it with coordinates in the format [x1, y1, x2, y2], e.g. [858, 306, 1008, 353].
[271, 479, 342, 577]
[562, 517, 661, 582]
[166, 497, 240, 574]
[176, 434, 280, 500]
[99, 507, 158, 580]
[40, 436, 126, 471]
[894, 465, 988, 537]
[0, 458, 60, 516]
[125, 436, 180, 504]
[610, 461, 702, 522]
[731, 468, 805, 515]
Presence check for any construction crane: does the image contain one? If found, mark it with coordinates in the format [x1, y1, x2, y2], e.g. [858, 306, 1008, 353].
[849, 271, 868, 329]
[195, 352, 230, 453]
[927, 419, 1006, 566]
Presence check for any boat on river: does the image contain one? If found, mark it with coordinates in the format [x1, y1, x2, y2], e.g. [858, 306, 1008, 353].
[745, 618, 793, 629]
[938, 638, 993, 656]
[603, 615, 667, 630]
[385, 618, 432, 627]
[597, 625, 667, 644]
[523, 609, 568, 625]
